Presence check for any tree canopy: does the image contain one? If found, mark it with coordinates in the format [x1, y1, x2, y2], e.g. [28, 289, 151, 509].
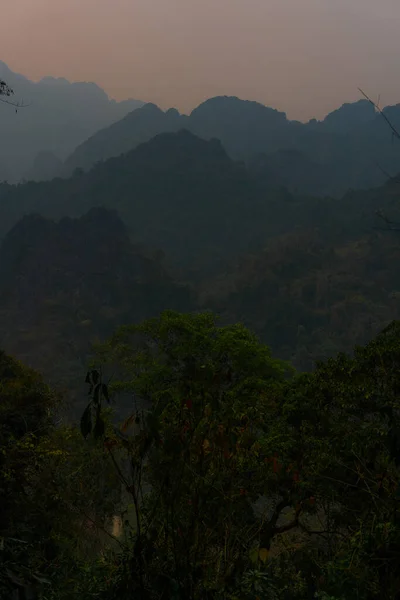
[2, 311, 400, 599]
[76, 312, 400, 600]
[0, 78, 14, 102]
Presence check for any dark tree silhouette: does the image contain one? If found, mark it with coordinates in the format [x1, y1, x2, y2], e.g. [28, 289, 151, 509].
[0, 78, 29, 110]
[0, 79, 14, 100]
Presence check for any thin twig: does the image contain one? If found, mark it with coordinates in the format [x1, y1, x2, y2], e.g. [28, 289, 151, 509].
[0, 97, 31, 108]
[359, 88, 400, 141]
[375, 162, 400, 184]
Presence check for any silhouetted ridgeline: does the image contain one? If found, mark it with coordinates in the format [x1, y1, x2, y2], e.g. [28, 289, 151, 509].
[65, 95, 400, 197]
[0, 60, 143, 183]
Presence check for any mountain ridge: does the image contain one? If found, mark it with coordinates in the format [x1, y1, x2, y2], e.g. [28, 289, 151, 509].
[0, 61, 144, 183]
[63, 94, 400, 196]
[0, 206, 193, 414]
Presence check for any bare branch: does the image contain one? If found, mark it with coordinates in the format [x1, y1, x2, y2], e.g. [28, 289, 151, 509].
[0, 78, 30, 108]
[375, 162, 400, 185]
[359, 88, 400, 141]
[373, 209, 400, 231]
[0, 97, 31, 108]
[359, 88, 400, 231]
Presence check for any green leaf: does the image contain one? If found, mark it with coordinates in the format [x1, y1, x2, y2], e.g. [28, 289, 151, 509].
[249, 546, 259, 564]
[94, 414, 105, 439]
[32, 574, 51, 585]
[93, 383, 101, 406]
[102, 383, 111, 404]
[94, 403, 105, 439]
[259, 547, 269, 563]
[80, 404, 92, 439]
[91, 369, 100, 385]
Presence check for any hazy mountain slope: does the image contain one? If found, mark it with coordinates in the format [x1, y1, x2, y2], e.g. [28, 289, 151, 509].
[186, 96, 290, 157]
[1, 128, 398, 278]
[313, 99, 376, 133]
[64, 103, 184, 174]
[0, 207, 193, 414]
[0, 130, 288, 275]
[0, 61, 143, 182]
[200, 227, 400, 372]
[64, 94, 400, 196]
[1, 129, 400, 403]
[65, 95, 292, 175]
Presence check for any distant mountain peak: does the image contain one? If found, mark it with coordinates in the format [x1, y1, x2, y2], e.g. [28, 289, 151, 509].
[140, 102, 164, 113]
[129, 128, 230, 165]
[166, 107, 181, 117]
[190, 95, 287, 120]
[319, 99, 376, 132]
[39, 75, 70, 86]
[0, 62, 144, 183]
[0, 60, 29, 83]
[0, 60, 12, 73]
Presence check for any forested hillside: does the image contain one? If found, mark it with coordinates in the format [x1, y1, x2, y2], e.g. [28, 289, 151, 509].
[0, 208, 193, 416]
[1, 128, 400, 409]
[0, 130, 294, 273]
[1, 129, 399, 274]
[3, 0, 400, 597]
[201, 228, 400, 370]
[2, 81, 400, 600]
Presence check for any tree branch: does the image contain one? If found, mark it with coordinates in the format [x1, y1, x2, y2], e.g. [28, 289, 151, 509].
[0, 79, 30, 108]
[359, 88, 400, 141]
[273, 504, 302, 536]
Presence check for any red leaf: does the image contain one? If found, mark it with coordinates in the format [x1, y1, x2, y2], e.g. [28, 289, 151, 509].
[273, 457, 282, 473]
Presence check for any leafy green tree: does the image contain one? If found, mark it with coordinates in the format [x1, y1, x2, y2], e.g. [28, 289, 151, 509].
[0, 350, 57, 597]
[0, 350, 120, 599]
[281, 320, 400, 599]
[82, 313, 400, 600]
[84, 311, 316, 599]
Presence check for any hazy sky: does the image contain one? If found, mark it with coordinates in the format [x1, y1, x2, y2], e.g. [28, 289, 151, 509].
[2, 0, 400, 120]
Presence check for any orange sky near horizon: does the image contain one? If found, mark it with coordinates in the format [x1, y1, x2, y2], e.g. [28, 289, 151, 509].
[2, 0, 400, 120]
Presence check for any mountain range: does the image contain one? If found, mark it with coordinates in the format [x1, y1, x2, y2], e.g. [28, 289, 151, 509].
[4, 60, 400, 197]
[0, 61, 143, 183]
[0, 128, 397, 274]
[0, 130, 274, 275]
[63, 95, 400, 197]
[1, 126, 400, 411]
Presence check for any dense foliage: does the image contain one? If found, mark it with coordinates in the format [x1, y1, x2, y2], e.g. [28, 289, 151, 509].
[2, 311, 400, 598]
[2, 106, 400, 598]
[0, 350, 122, 599]
[81, 313, 400, 600]
[202, 227, 400, 370]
